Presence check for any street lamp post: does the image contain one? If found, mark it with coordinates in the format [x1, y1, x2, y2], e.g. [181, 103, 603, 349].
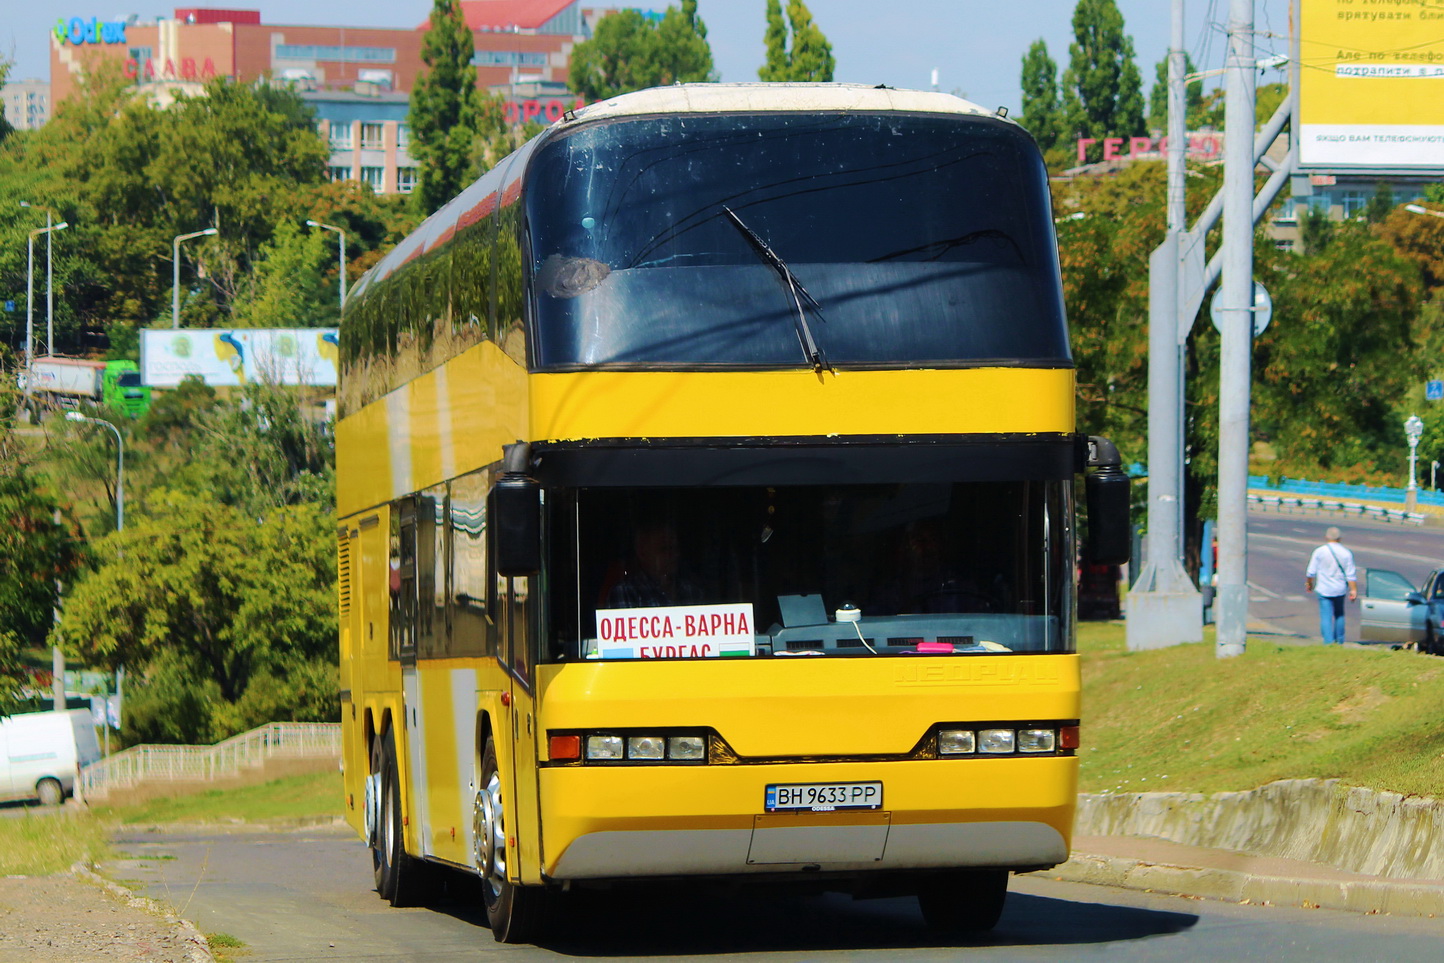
[1405, 415, 1424, 512]
[21, 202, 67, 355]
[172, 228, 219, 328]
[65, 412, 124, 532]
[1405, 204, 1444, 221]
[24, 220, 70, 397]
[305, 219, 348, 313]
[64, 411, 124, 742]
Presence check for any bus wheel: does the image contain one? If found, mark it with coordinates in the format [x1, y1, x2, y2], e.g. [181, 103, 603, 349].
[918, 869, 1008, 933]
[371, 727, 433, 907]
[35, 778, 64, 807]
[478, 736, 548, 943]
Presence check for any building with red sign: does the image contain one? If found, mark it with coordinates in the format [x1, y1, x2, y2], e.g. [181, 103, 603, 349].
[48, 3, 595, 193]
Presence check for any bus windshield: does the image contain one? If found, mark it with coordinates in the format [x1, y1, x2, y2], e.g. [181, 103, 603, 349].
[546, 480, 1074, 662]
[526, 112, 1069, 369]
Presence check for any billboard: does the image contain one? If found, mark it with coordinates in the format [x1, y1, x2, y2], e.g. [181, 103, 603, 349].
[1300, 1, 1444, 169]
[140, 328, 339, 388]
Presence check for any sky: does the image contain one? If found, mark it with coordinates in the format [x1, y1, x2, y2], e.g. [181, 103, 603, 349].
[4, 1, 1295, 112]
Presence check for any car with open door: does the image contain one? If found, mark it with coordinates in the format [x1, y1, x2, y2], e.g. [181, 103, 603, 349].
[1357, 568, 1443, 651]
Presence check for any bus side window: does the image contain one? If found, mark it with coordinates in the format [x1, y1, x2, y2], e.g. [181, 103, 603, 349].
[416, 485, 450, 659]
[389, 498, 418, 663]
[449, 468, 493, 658]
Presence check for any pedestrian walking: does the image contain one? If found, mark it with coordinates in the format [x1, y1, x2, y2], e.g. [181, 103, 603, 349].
[1305, 526, 1357, 645]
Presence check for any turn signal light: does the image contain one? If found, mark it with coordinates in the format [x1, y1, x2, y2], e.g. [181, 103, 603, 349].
[549, 734, 581, 761]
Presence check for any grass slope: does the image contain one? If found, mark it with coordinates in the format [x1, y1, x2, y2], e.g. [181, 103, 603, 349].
[0, 771, 343, 876]
[106, 770, 343, 826]
[1078, 623, 1444, 796]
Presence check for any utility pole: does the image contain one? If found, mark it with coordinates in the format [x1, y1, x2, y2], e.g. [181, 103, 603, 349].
[1215, 0, 1257, 658]
[1126, 0, 1203, 650]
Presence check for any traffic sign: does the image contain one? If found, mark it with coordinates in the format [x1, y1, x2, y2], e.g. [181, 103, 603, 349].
[1428, 380, 1444, 401]
[3, 300, 13, 313]
[1210, 281, 1272, 337]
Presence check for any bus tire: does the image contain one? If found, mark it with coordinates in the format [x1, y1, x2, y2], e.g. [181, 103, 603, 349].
[918, 869, 1008, 933]
[371, 726, 434, 907]
[478, 736, 548, 943]
[35, 778, 64, 807]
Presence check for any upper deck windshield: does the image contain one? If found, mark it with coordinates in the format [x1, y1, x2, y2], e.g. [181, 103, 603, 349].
[526, 111, 1069, 369]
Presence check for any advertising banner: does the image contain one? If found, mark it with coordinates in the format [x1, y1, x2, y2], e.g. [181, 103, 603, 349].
[140, 328, 339, 387]
[1300, 0, 1444, 169]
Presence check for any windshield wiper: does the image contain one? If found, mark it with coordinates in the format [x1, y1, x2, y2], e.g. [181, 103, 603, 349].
[723, 207, 831, 374]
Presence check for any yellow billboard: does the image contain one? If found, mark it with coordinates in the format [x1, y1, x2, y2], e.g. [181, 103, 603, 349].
[1300, 0, 1444, 168]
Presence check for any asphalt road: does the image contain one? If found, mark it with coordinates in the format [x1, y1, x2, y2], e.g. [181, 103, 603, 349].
[111, 825, 1444, 962]
[1243, 509, 1444, 642]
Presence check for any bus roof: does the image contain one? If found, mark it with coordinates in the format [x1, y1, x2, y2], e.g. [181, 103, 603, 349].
[568, 83, 1002, 126]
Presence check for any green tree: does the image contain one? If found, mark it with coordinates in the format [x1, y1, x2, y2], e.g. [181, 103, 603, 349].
[0, 57, 13, 142]
[1146, 52, 1203, 131]
[1299, 204, 1334, 255]
[1020, 40, 1065, 154]
[1364, 181, 1397, 225]
[1062, 0, 1146, 161]
[569, 2, 715, 101]
[409, 0, 481, 214]
[758, 0, 835, 82]
[0, 382, 86, 712]
[231, 219, 333, 328]
[56, 489, 336, 743]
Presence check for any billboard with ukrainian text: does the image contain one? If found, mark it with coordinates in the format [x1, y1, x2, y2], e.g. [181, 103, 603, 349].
[1300, 0, 1444, 169]
[140, 328, 339, 388]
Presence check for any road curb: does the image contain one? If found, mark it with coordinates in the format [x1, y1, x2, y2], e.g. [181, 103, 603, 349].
[70, 860, 216, 963]
[1043, 852, 1444, 917]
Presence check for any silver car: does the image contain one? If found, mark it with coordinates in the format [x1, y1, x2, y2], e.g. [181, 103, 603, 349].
[1358, 568, 1444, 653]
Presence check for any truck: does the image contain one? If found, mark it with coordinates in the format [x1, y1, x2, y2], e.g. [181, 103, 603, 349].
[18, 357, 151, 417]
[0, 709, 102, 806]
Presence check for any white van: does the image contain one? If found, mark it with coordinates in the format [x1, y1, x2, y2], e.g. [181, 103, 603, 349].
[0, 709, 102, 806]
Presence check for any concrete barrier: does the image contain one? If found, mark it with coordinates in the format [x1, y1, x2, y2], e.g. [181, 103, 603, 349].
[1076, 778, 1444, 880]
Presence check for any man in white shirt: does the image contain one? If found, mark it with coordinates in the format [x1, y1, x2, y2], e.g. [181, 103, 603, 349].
[1305, 526, 1357, 645]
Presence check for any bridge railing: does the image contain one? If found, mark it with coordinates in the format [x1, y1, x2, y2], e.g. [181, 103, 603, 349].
[1248, 491, 1426, 525]
[79, 721, 340, 800]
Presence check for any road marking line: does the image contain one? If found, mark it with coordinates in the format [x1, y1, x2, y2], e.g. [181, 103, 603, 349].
[1250, 532, 1439, 565]
[1285, 595, 1307, 601]
[1248, 580, 1281, 599]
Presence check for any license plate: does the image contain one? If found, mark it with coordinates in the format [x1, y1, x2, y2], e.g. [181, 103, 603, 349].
[765, 781, 882, 812]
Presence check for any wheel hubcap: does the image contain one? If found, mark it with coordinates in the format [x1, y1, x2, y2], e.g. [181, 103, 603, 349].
[479, 770, 507, 897]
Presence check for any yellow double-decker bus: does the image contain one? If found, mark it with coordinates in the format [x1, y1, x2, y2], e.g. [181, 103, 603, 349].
[335, 83, 1129, 943]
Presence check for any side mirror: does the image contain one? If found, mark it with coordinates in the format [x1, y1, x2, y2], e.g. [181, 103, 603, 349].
[494, 476, 541, 576]
[1084, 435, 1131, 566]
[1406, 592, 1426, 606]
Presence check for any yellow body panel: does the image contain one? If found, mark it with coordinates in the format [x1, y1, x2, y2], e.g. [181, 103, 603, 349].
[536, 656, 1078, 758]
[531, 367, 1074, 441]
[336, 341, 530, 518]
[338, 362, 1075, 516]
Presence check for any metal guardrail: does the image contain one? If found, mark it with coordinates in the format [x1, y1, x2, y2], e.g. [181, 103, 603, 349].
[1248, 492, 1426, 525]
[79, 721, 340, 799]
[1248, 474, 1444, 509]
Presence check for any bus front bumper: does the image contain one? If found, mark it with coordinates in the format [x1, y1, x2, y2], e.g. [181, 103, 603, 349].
[540, 757, 1075, 880]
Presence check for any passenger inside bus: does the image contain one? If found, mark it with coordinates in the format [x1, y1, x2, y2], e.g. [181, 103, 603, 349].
[600, 519, 704, 608]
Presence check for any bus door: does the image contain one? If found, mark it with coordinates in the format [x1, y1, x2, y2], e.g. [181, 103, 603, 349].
[392, 498, 431, 857]
[496, 565, 543, 884]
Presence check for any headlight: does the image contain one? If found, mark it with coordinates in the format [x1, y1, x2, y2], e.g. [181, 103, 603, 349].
[585, 735, 624, 760]
[627, 735, 666, 760]
[978, 728, 1016, 754]
[1017, 728, 1056, 753]
[937, 729, 976, 755]
[668, 735, 706, 760]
